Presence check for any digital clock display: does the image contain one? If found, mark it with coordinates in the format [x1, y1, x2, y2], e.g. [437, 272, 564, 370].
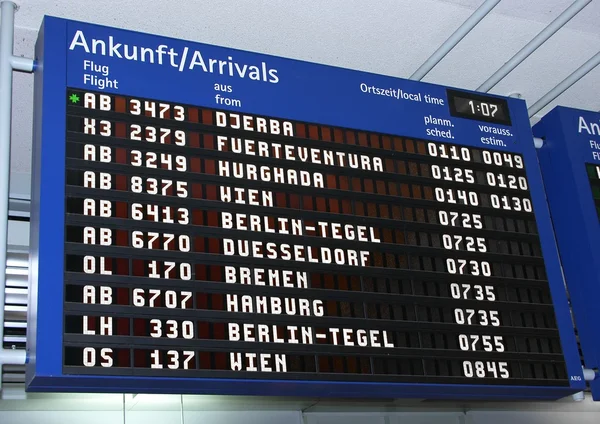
[448, 90, 512, 126]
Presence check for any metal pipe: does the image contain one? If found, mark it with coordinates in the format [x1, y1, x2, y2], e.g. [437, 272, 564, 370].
[409, 0, 501, 80]
[11, 55, 33, 72]
[528, 51, 600, 117]
[478, 0, 591, 92]
[0, 1, 29, 384]
[0, 2, 18, 370]
[583, 368, 597, 382]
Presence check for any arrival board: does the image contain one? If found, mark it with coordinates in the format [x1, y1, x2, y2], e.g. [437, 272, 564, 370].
[534, 106, 600, 400]
[26, 17, 585, 399]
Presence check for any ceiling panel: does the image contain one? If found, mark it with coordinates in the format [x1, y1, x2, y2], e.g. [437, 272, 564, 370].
[441, 0, 600, 35]
[6, 0, 600, 179]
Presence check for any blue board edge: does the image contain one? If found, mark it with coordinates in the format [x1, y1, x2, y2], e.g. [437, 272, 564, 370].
[534, 106, 600, 401]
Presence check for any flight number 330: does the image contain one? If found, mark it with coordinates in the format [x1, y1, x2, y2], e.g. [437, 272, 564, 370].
[150, 319, 194, 339]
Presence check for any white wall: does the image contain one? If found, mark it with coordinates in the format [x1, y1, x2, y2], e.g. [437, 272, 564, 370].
[2, 407, 600, 424]
[0, 410, 302, 424]
[1, 394, 600, 424]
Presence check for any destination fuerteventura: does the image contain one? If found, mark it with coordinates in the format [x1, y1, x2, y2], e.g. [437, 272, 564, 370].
[68, 30, 280, 84]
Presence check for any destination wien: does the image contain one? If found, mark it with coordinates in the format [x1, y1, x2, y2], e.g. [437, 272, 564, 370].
[215, 111, 391, 373]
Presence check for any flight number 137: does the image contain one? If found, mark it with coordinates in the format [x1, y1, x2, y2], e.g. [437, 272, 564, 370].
[150, 350, 194, 369]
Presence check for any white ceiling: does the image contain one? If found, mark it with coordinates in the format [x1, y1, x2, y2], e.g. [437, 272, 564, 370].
[6, 0, 600, 181]
[444, 0, 600, 35]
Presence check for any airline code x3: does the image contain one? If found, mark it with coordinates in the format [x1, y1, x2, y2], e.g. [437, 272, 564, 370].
[26, 16, 585, 399]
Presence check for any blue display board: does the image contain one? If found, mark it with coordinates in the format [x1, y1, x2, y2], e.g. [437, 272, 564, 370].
[26, 16, 586, 400]
[534, 106, 600, 400]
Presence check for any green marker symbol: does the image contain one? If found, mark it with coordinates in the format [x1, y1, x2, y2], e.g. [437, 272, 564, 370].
[69, 93, 80, 104]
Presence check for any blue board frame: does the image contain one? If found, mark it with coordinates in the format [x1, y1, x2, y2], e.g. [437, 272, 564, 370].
[534, 106, 600, 400]
[26, 16, 586, 399]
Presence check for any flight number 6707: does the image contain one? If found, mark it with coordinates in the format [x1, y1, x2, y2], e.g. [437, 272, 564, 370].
[132, 288, 192, 309]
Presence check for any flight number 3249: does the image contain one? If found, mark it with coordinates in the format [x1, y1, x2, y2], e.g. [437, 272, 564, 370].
[130, 150, 186, 172]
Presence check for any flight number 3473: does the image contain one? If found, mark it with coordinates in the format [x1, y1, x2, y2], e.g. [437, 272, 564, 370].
[129, 99, 185, 121]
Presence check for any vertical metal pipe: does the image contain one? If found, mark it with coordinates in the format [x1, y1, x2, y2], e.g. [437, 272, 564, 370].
[478, 0, 592, 92]
[0, 3, 28, 387]
[528, 51, 600, 117]
[180, 394, 185, 424]
[409, 0, 501, 80]
[122, 393, 127, 424]
[0, 1, 17, 369]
